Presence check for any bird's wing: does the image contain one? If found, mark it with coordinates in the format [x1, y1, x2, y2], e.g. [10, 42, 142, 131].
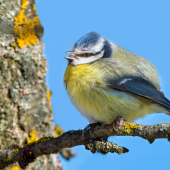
[107, 74, 170, 110]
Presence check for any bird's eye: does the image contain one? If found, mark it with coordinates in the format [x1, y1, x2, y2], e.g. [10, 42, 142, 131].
[77, 53, 93, 57]
[83, 53, 92, 57]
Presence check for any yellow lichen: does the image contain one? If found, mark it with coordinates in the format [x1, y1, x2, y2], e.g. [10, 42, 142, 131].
[44, 60, 47, 72]
[33, 4, 37, 14]
[27, 129, 38, 144]
[54, 125, 64, 137]
[12, 145, 20, 152]
[34, 16, 40, 25]
[12, 43, 17, 48]
[14, 10, 27, 24]
[44, 60, 47, 66]
[124, 122, 140, 133]
[47, 89, 52, 111]
[47, 89, 51, 103]
[44, 67, 47, 72]
[21, 0, 28, 9]
[10, 166, 20, 170]
[14, 1, 41, 48]
[13, 148, 20, 152]
[26, 131, 53, 145]
[37, 137, 53, 143]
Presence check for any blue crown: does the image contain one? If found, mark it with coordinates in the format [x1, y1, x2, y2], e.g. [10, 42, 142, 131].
[74, 32, 101, 48]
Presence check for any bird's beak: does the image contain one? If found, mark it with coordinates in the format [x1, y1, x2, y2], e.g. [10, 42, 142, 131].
[64, 51, 76, 60]
[64, 56, 74, 60]
[65, 51, 75, 55]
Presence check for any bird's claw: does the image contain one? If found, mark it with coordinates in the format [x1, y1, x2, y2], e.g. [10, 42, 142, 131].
[82, 122, 108, 142]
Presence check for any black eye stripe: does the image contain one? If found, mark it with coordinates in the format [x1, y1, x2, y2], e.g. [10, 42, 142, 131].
[77, 53, 93, 57]
[101, 40, 112, 58]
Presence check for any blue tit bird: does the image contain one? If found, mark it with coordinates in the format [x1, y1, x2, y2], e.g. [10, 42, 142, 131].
[64, 32, 170, 124]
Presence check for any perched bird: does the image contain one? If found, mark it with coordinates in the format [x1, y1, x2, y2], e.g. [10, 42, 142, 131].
[64, 32, 170, 124]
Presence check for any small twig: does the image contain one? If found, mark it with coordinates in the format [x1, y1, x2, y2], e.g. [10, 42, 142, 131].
[0, 117, 170, 169]
[85, 140, 129, 154]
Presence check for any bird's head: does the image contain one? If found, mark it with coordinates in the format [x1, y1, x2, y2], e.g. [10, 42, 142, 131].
[65, 32, 116, 65]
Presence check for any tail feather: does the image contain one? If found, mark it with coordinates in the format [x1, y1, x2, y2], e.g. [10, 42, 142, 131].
[165, 112, 170, 116]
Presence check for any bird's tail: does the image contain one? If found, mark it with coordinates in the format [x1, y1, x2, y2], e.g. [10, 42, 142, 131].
[160, 104, 170, 116]
[165, 112, 170, 116]
[157, 103, 170, 116]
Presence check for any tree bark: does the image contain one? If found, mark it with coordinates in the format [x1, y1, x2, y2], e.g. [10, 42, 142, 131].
[0, 0, 61, 169]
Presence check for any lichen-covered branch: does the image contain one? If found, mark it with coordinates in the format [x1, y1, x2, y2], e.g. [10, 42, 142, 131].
[1, 117, 170, 169]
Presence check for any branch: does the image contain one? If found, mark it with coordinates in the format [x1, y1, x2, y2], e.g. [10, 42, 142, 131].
[1, 117, 170, 169]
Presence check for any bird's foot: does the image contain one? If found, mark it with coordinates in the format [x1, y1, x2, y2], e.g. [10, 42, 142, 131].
[83, 122, 109, 154]
[82, 122, 102, 139]
[112, 116, 125, 127]
[84, 122, 103, 131]
[83, 122, 108, 143]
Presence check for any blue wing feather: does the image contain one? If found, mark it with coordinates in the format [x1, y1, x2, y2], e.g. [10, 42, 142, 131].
[107, 75, 170, 112]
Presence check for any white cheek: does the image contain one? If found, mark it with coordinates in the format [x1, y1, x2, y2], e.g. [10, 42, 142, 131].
[71, 50, 104, 65]
[90, 38, 105, 53]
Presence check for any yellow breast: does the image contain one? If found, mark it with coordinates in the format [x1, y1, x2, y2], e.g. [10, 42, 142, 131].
[63, 63, 157, 123]
[64, 64, 110, 123]
[64, 63, 105, 92]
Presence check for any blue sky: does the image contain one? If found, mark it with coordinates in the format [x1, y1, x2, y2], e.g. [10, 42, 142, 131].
[36, 0, 170, 169]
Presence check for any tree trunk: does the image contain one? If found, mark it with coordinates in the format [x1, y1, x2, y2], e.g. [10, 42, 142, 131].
[0, 0, 61, 169]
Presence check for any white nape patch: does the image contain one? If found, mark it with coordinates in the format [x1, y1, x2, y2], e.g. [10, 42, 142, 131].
[110, 41, 118, 52]
[119, 78, 132, 85]
[71, 50, 104, 65]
